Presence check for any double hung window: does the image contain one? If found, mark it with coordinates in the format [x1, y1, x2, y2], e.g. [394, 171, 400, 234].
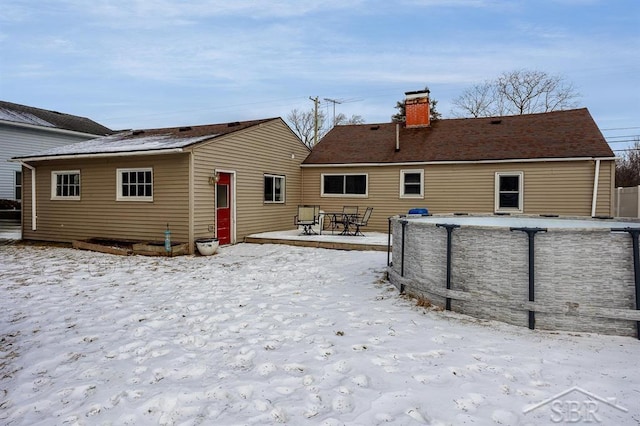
[264, 174, 285, 203]
[495, 172, 523, 212]
[400, 169, 424, 198]
[15, 171, 22, 201]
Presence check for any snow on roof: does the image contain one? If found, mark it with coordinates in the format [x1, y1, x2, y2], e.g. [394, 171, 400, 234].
[0, 100, 113, 135]
[14, 118, 274, 160]
[24, 131, 216, 158]
[0, 107, 55, 127]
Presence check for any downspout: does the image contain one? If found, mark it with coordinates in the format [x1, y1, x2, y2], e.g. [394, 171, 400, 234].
[591, 159, 601, 217]
[19, 161, 36, 231]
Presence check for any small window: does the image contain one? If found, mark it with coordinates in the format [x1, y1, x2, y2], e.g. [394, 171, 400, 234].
[321, 173, 368, 197]
[51, 171, 81, 200]
[117, 168, 153, 201]
[400, 169, 424, 198]
[15, 170, 22, 201]
[264, 174, 285, 203]
[495, 172, 523, 212]
[216, 183, 228, 208]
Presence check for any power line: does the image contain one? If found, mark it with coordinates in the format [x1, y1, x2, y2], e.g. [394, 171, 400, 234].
[601, 126, 640, 131]
[606, 134, 640, 139]
[607, 139, 640, 144]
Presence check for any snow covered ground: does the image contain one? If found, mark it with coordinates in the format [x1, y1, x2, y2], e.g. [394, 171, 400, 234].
[0, 243, 638, 425]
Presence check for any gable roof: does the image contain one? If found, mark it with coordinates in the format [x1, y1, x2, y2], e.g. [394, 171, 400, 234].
[0, 100, 113, 136]
[13, 118, 277, 161]
[303, 108, 614, 165]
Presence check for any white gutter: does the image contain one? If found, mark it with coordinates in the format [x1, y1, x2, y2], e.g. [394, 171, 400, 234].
[0, 119, 108, 139]
[301, 156, 618, 168]
[12, 148, 184, 163]
[591, 159, 601, 217]
[18, 161, 37, 231]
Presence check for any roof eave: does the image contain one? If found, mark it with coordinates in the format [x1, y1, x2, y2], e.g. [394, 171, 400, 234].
[11, 147, 185, 163]
[301, 156, 617, 167]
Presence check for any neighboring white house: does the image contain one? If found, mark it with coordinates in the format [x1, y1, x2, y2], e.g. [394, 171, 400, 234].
[0, 101, 112, 202]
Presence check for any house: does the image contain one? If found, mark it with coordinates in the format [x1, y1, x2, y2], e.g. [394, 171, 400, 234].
[301, 90, 616, 232]
[12, 118, 310, 252]
[0, 100, 112, 203]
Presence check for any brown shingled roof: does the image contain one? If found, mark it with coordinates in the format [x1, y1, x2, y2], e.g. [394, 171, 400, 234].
[303, 108, 613, 165]
[0, 100, 113, 136]
[117, 118, 275, 141]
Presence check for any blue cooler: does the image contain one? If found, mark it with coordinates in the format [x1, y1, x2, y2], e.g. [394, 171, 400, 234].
[408, 208, 429, 216]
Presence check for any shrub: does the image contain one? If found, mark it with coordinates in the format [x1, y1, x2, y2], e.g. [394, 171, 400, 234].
[0, 199, 21, 209]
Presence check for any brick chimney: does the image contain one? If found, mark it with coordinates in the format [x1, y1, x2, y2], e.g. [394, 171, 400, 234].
[404, 89, 430, 128]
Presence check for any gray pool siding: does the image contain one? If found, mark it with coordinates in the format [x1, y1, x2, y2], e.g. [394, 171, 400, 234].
[388, 217, 640, 337]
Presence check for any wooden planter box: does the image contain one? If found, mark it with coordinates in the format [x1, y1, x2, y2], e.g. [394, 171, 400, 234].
[72, 239, 189, 257]
[132, 241, 189, 257]
[72, 239, 133, 256]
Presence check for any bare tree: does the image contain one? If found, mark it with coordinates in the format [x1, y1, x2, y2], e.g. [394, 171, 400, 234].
[451, 81, 494, 118]
[287, 108, 328, 148]
[616, 140, 640, 187]
[452, 69, 580, 117]
[334, 113, 365, 125]
[287, 109, 364, 148]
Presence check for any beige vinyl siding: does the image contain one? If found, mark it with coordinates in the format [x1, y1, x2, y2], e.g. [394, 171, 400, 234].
[301, 160, 614, 232]
[22, 153, 190, 243]
[191, 120, 310, 242]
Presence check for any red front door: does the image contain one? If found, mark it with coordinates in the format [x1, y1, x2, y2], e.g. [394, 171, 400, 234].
[216, 173, 232, 245]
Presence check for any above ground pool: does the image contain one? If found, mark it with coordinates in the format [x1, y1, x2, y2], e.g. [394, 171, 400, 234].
[387, 214, 640, 338]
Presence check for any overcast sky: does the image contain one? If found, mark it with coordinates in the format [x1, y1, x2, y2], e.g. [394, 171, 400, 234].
[1, 0, 638, 151]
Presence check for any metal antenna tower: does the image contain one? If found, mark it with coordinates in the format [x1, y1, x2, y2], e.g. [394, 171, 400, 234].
[324, 98, 343, 125]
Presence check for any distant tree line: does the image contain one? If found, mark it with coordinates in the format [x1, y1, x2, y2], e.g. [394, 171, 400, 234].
[616, 140, 640, 187]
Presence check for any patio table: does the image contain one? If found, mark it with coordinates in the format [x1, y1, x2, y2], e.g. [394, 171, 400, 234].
[325, 212, 358, 235]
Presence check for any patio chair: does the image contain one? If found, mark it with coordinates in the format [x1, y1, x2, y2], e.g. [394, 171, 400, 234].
[332, 206, 359, 234]
[348, 207, 373, 236]
[294, 205, 320, 235]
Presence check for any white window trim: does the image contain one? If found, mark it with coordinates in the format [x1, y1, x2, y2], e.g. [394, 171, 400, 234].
[116, 167, 154, 202]
[400, 169, 424, 199]
[264, 174, 286, 204]
[321, 173, 369, 198]
[495, 171, 524, 213]
[51, 170, 81, 200]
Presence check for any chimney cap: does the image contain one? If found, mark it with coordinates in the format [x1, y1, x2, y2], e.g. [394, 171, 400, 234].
[405, 89, 430, 96]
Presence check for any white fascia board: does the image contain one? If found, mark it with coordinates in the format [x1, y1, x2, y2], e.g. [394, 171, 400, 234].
[300, 157, 617, 168]
[10, 148, 184, 163]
